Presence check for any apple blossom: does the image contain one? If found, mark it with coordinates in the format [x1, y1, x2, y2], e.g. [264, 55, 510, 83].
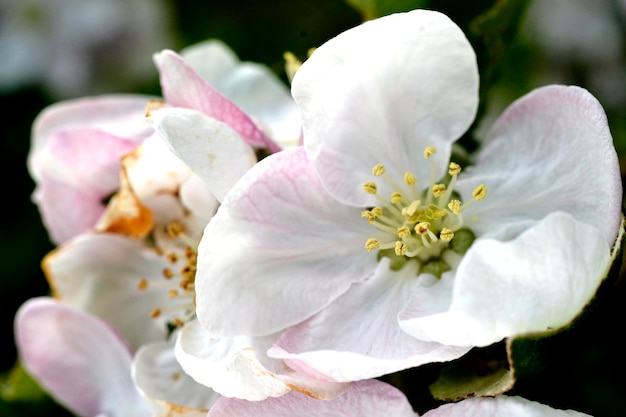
[27, 94, 153, 244]
[192, 9, 622, 384]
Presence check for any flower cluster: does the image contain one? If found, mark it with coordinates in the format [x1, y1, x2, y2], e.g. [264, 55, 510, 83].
[14, 8, 622, 417]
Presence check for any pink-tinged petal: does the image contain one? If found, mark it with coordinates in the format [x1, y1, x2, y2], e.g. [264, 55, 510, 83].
[176, 40, 301, 149]
[270, 259, 470, 382]
[399, 212, 611, 347]
[29, 94, 152, 181]
[457, 85, 622, 247]
[174, 319, 291, 400]
[34, 175, 106, 244]
[28, 95, 153, 244]
[207, 380, 417, 417]
[146, 107, 257, 202]
[44, 233, 178, 350]
[294, 10, 478, 206]
[422, 395, 591, 417]
[132, 341, 218, 416]
[196, 147, 380, 337]
[15, 297, 149, 417]
[153, 49, 280, 152]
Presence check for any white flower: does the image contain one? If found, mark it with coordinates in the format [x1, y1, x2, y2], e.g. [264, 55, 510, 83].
[191, 9, 622, 383]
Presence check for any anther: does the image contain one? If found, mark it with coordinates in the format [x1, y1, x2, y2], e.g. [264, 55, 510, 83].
[163, 268, 174, 279]
[395, 241, 407, 256]
[397, 226, 411, 238]
[424, 146, 436, 158]
[372, 164, 385, 176]
[473, 184, 487, 201]
[440, 228, 454, 242]
[415, 222, 431, 235]
[390, 192, 403, 204]
[433, 184, 446, 197]
[363, 182, 378, 194]
[448, 199, 461, 215]
[404, 172, 416, 185]
[448, 162, 461, 176]
[137, 278, 149, 290]
[366, 238, 381, 251]
[150, 309, 161, 318]
[166, 221, 185, 238]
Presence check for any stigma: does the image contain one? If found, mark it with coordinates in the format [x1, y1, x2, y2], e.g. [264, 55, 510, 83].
[362, 146, 486, 275]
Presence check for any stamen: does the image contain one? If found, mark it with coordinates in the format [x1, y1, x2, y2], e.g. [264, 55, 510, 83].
[137, 278, 149, 290]
[404, 172, 416, 185]
[415, 222, 431, 235]
[372, 164, 385, 176]
[473, 184, 487, 201]
[363, 182, 378, 194]
[448, 162, 461, 176]
[440, 228, 454, 242]
[395, 241, 407, 256]
[424, 146, 436, 158]
[366, 238, 381, 251]
[397, 226, 411, 238]
[433, 184, 446, 197]
[163, 268, 174, 279]
[448, 200, 461, 215]
[390, 192, 403, 204]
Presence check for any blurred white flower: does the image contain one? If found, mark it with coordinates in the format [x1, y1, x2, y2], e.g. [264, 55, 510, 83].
[0, 0, 174, 98]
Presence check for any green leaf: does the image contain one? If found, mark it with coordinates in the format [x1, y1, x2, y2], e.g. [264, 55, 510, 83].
[345, 0, 428, 20]
[430, 343, 514, 401]
[1, 361, 47, 402]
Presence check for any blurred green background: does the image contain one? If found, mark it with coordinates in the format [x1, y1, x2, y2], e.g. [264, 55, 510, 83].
[1, 0, 625, 416]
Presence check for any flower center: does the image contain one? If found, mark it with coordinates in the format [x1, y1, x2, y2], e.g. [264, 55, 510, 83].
[137, 220, 198, 329]
[362, 146, 486, 277]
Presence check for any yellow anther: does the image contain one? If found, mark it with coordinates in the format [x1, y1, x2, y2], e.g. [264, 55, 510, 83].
[415, 222, 431, 235]
[150, 308, 162, 318]
[372, 164, 385, 176]
[440, 228, 454, 242]
[283, 51, 302, 82]
[390, 192, 403, 204]
[395, 241, 407, 256]
[166, 221, 185, 238]
[473, 184, 488, 201]
[172, 318, 185, 328]
[163, 268, 174, 279]
[363, 182, 378, 194]
[361, 210, 375, 223]
[137, 278, 149, 290]
[448, 162, 461, 176]
[448, 199, 461, 215]
[370, 207, 383, 217]
[167, 289, 178, 299]
[404, 172, 416, 185]
[397, 226, 411, 238]
[433, 184, 446, 197]
[365, 238, 381, 252]
[424, 146, 436, 158]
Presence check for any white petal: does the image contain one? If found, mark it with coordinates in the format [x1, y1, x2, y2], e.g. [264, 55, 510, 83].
[44, 233, 177, 350]
[147, 107, 256, 202]
[270, 259, 470, 381]
[180, 39, 239, 85]
[15, 297, 149, 417]
[294, 9, 478, 206]
[207, 380, 417, 417]
[399, 211, 611, 346]
[132, 341, 218, 416]
[196, 147, 378, 337]
[457, 85, 622, 246]
[423, 395, 591, 417]
[174, 320, 291, 400]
